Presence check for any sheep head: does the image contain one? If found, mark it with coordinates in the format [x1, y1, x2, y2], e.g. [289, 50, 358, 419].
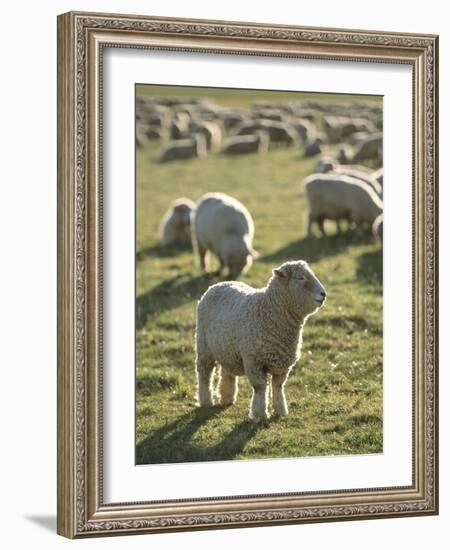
[172, 200, 194, 226]
[272, 260, 327, 317]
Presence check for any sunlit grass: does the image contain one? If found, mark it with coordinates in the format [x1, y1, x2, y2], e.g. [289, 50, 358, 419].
[135, 90, 383, 465]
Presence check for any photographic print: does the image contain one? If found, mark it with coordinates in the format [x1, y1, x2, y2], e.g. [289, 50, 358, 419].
[135, 84, 384, 466]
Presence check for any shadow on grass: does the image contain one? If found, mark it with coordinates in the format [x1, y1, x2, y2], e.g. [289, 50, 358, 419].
[136, 273, 214, 330]
[356, 248, 382, 284]
[136, 243, 192, 262]
[259, 232, 372, 265]
[136, 407, 260, 464]
[312, 314, 382, 336]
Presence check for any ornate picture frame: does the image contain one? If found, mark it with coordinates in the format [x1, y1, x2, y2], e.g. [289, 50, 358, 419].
[57, 11, 438, 538]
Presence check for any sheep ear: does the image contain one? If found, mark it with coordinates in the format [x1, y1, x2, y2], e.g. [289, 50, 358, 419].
[273, 266, 290, 284]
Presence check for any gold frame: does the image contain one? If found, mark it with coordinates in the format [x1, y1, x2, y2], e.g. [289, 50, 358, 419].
[57, 11, 439, 538]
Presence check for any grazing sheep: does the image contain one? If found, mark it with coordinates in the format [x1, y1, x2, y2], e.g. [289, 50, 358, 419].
[190, 120, 223, 151]
[304, 137, 323, 157]
[145, 125, 166, 140]
[222, 133, 269, 155]
[329, 168, 383, 197]
[304, 173, 383, 237]
[292, 118, 314, 142]
[372, 214, 383, 240]
[351, 133, 383, 163]
[234, 120, 299, 146]
[259, 121, 300, 146]
[192, 192, 257, 278]
[159, 198, 196, 246]
[195, 260, 326, 420]
[160, 134, 207, 162]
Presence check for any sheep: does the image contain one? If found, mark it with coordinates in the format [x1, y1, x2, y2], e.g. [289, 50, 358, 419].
[261, 121, 300, 146]
[329, 168, 383, 197]
[304, 137, 323, 157]
[159, 134, 207, 162]
[222, 133, 269, 155]
[351, 133, 383, 163]
[192, 192, 257, 278]
[304, 173, 383, 237]
[291, 118, 314, 142]
[159, 198, 196, 246]
[195, 260, 326, 420]
[372, 214, 383, 240]
[190, 120, 223, 151]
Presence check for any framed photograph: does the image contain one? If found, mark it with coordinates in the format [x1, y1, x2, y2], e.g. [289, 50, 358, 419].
[57, 11, 439, 538]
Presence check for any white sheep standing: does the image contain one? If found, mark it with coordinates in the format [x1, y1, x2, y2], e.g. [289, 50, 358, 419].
[159, 198, 196, 246]
[304, 173, 383, 237]
[192, 192, 257, 278]
[195, 260, 326, 420]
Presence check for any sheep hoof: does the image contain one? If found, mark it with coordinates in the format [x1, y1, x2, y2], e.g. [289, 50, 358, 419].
[272, 409, 289, 418]
[219, 397, 236, 406]
[249, 411, 270, 423]
[197, 398, 214, 408]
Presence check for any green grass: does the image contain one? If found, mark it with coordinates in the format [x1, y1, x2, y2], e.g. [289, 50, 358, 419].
[136, 89, 383, 465]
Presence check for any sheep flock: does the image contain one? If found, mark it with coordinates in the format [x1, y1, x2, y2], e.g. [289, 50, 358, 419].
[136, 90, 384, 434]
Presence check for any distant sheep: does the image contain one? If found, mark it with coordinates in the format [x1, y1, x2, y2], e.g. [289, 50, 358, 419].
[260, 121, 300, 146]
[222, 133, 269, 155]
[159, 198, 196, 246]
[195, 260, 326, 420]
[190, 120, 223, 150]
[351, 133, 383, 163]
[292, 118, 314, 142]
[192, 192, 257, 278]
[304, 173, 383, 236]
[160, 134, 207, 162]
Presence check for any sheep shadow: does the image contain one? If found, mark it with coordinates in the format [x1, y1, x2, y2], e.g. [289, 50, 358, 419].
[136, 243, 192, 262]
[356, 248, 382, 284]
[136, 407, 260, 464]
[260, 232, 372, 265]
[136, 273, 217, 330]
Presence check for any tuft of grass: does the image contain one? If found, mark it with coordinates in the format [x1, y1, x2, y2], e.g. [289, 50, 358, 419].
[136, 89, 383, 465]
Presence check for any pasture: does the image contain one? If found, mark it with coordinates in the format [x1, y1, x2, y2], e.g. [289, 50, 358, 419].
[135, 87, 383, 465]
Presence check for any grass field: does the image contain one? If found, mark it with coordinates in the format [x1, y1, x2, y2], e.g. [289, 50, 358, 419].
[135, 87, 383, 465]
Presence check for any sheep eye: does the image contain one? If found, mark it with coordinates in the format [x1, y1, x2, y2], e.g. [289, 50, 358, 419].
[297, 276, 306, 281]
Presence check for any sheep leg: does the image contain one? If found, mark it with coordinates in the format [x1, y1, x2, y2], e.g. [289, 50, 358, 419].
[218, 368, 238, 405]
[196, 353, 215, 407]
[272, 372, 289, 417]
[307, 213, 315, 238]
[197, 245, 207, 272]
[247, 368, 269, 421]
[318, 216, 326, 237]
